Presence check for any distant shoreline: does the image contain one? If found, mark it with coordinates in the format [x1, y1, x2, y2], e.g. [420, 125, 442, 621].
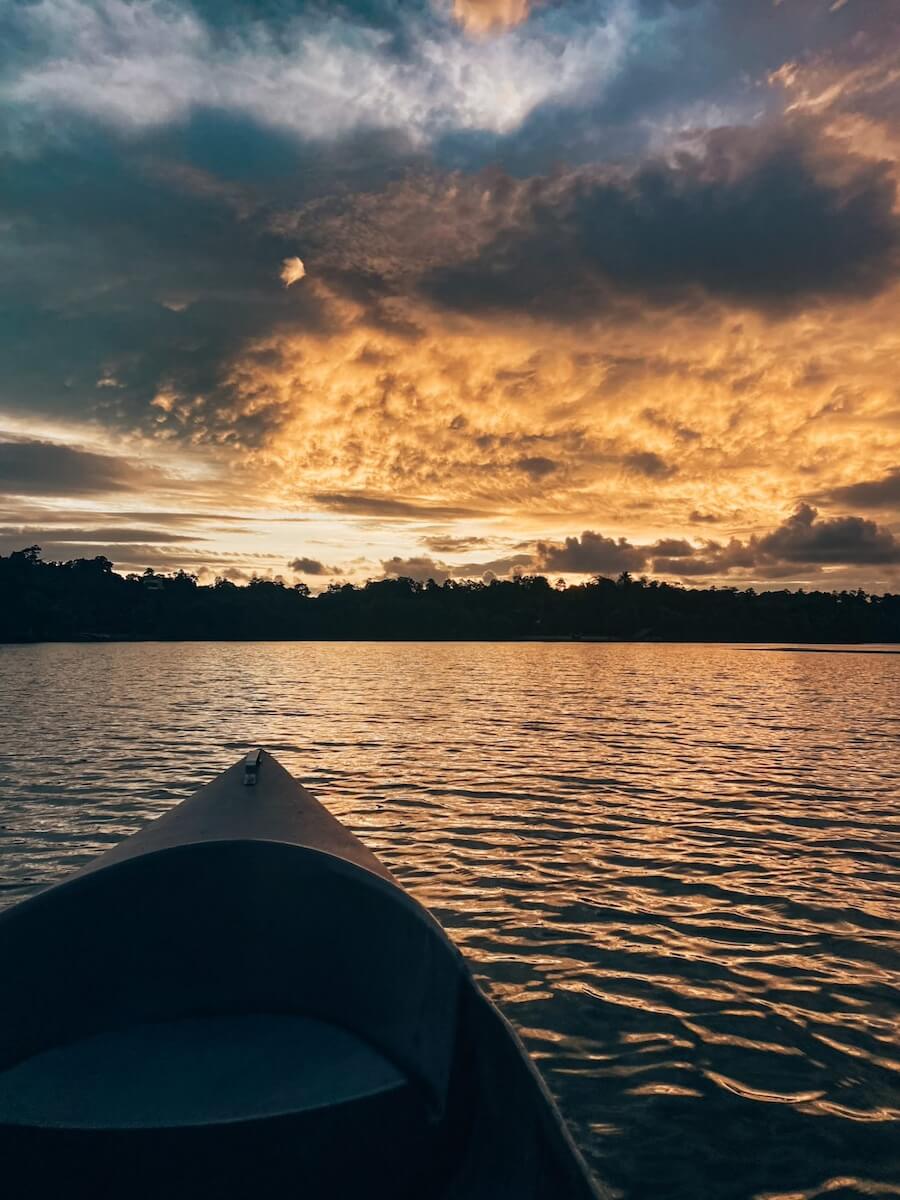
[4, 550, 899, 644]
[2, 637, 898, 653]
[743, 645, 900, 655]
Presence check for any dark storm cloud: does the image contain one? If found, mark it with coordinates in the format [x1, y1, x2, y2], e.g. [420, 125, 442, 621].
[757, 503, 900, 565]
[534, 506, 900, 579]
[535, 531, 648, 575]
[452, 553, 534, 578]
[624, 451, 675, 479]
[0, 97, 440, 445]
[288, 555, 342, 575]
[651, 538, 694, 558]
[0, 126, 328, 441]
[381, 554, 450, 583]
[0, 438, 149, 496]
[517, 455, 558, 478]
[381, 550, 532, 582]
[151, 111, 421, 196]
[650, 540, 756, 577]
[671, 505, 900, 572]
[423, 127, 900, 317]
[816, 469, 900, 511]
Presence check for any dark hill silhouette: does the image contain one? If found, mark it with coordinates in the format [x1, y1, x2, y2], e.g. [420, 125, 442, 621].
[1, 546, 898, 643]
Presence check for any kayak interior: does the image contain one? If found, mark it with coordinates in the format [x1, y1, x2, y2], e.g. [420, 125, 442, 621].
[0, 750, 603, 1199]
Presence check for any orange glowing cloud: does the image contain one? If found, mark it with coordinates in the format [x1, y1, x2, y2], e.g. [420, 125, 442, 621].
[452, 0, 532, 35]
[193, 270, 900, 578]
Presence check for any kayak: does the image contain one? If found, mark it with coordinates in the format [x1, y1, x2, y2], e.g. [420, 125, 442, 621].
[0, 749, 605, 1199]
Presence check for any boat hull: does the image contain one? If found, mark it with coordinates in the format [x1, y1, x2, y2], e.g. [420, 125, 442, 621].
[0, 751, 603, 1199]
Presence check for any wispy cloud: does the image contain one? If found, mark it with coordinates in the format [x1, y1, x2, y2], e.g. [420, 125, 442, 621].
[0, 436, 165, 497]
[4, 0, 634, 146]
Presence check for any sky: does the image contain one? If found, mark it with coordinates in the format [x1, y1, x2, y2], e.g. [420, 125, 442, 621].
[1, 0, 899, 590]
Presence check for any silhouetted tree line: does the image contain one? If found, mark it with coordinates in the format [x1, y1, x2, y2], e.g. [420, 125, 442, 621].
[1, 546, 899, 643]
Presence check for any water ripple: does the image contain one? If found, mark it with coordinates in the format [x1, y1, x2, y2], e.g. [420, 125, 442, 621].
[0, 641, 898, 1199]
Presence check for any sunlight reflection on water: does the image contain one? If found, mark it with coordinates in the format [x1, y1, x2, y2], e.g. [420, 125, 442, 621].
[0, 641, 898, 1199]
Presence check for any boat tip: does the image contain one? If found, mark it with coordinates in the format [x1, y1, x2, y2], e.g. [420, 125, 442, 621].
[243, 747, 263, 786]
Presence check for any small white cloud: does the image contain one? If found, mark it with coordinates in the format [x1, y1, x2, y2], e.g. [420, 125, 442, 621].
[280, 256, 306, 287]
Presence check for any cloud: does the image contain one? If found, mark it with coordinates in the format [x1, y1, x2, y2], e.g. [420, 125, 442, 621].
[3, 6, 898, 494]
[0, 525, 205, 562]
[8, 0, 883, 175]
[3, 0, 633, 146]
[452, 552, 533, 577]
[816, 467, 900, 510]
[0, 130, 328, 443]
[288, 555, 341, 576]
[433, 0, 896, 173]
[381, 549, 532, 582]
[651, 538, 694, 557]
[0, 539, 208, 572]
[280, 256, 306, 287]
[423, 126, 900, 317]
[535, 530, 648, 575]
[772, 30, 900, 166]
[756, 502, 900, 564]
[1, 0, 898, 593]
[0, 437, 151, 496]
[0, 526, 197, 546]
[421, 534, 489, 552]
[452, 0, 532, 35]
[517, 455, 558, 478]
[311, 492, 487, 520]
[534, 506, 900, 580]
[625, 451, 676, 478]
[204, 278, 900, 541]
[650, 539, 756, 577]
[381, 554, 450, 583]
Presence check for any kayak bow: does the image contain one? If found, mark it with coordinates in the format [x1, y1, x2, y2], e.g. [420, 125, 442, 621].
[0, 750, 604, 1199]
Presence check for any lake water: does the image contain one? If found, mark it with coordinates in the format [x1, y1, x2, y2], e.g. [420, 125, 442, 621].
[1, 641, 899, 1199]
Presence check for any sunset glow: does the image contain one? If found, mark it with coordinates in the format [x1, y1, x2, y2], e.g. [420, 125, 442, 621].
[1, 0, 898, 589]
